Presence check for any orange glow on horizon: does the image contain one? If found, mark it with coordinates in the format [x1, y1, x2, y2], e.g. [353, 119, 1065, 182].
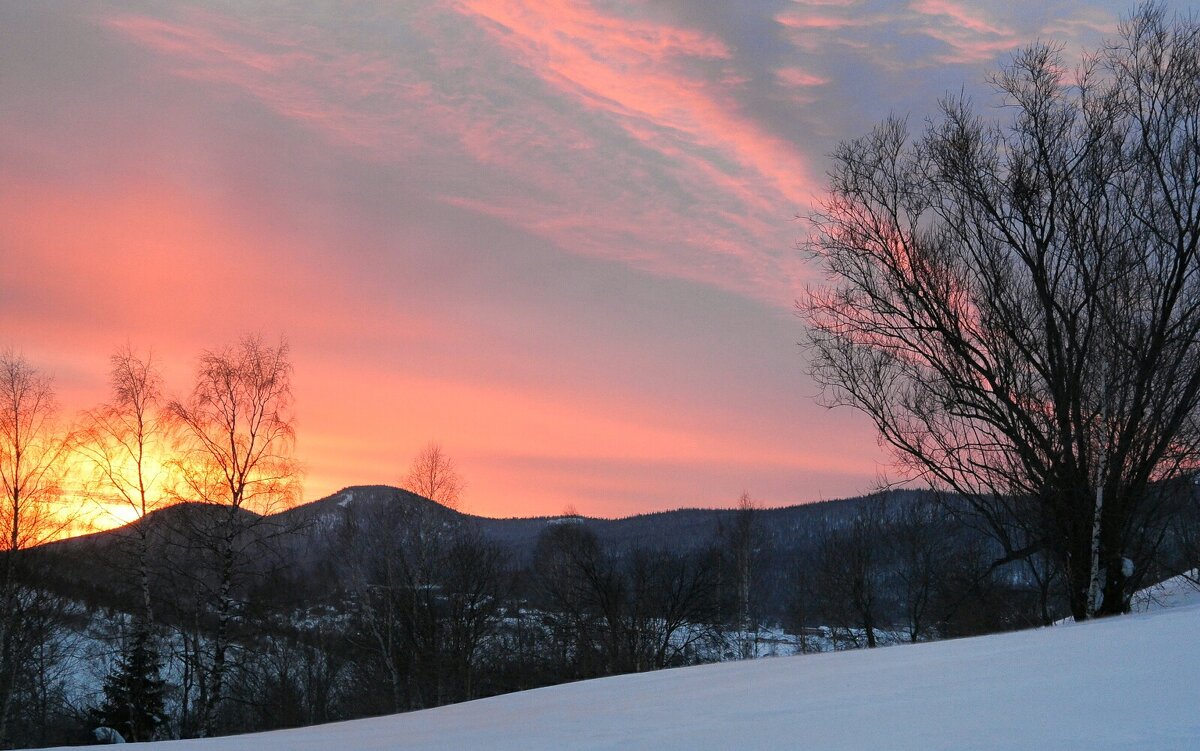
[39, 441, 177, 541]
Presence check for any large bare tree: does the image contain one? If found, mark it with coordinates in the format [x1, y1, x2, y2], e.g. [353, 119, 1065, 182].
[802, 5, 1200, 619]
[168, 335, 299, 736]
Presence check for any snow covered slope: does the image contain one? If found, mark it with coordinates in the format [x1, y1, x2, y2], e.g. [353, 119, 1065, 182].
[56, 601, 1200, 750]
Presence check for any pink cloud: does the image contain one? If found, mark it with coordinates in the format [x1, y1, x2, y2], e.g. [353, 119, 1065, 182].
[907, 1, 1021, 64]
[452, 0, 822, 290]
[1041, 9, 1115, 39]
[775, 13, 880, 31]
[1, 1, 923, 524]
[103, 4, 822, 311]
[775, 66, 829, 88]
[772, 5, 899, 62]
[909, 0, 1013, 37]
[774, 1, 1051, 68]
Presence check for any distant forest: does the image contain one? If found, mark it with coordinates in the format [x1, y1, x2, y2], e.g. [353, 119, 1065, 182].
[7, 481, 1199, 747]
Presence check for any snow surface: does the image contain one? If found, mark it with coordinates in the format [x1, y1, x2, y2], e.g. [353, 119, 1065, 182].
[50, 599, 1200, 750]
[1132, 570, 1200, 612]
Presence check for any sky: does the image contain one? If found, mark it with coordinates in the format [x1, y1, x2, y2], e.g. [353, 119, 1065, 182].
[0, 0, 1176, 521]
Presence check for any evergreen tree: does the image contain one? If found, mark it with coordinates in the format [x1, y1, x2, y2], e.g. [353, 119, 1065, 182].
[91, 628, 166, 742]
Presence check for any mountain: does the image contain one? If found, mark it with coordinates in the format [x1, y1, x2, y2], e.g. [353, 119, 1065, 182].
[31, 484, 903, 617]
[43, 483, 892, 565]
[280, 483, 902, 560]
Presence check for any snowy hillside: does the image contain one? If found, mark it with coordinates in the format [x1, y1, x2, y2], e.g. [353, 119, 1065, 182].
[50, 592, 1200, 750]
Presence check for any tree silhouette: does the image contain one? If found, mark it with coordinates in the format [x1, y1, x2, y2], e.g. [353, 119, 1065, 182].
[802, 5, 1200, 619]
[92, 628, 166, 743]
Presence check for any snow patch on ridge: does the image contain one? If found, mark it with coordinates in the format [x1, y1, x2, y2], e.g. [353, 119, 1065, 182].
[1132, 570, 1200, 612]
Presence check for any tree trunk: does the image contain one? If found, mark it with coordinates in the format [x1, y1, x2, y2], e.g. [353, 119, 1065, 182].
[1086, 478, 1105, 618]
[199, 530, 236, 737]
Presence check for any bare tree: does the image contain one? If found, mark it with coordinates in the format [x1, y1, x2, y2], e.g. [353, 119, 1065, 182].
[0, 351, 73, 555]
[531, 523, 719, 677]
[3, 585, 82, 749]
[337, 490, 508, 711]
[531, 524, 621, 678]
[0, 351, 73, 744]
[811, 503, 888, 649]
[717, 492, 761, 657]
[169, 336, 298, 518]
[801, 5, 1200, 619]
[888, 495, 951, 642]
[339, 492, 447, 712]
[439, 530, 510, 702]
[624, 547, 720, 670]
[78, 347, 171, 629]
[167, 335, 300, 736]
[224, 621, 349, 733]
[404, 443, 463, 509]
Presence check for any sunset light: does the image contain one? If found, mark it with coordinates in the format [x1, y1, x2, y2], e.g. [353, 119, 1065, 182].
[4, 2, 1199, 749]
[1, 1, 1164, 524]
[1, 1, 1157, 523]
[59, 442, 176, 538]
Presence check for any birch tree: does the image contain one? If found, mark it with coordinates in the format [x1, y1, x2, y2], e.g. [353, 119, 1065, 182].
[404, 443, 463, 510]
[168, 335, 299, 736]
[79, 347, 171, 629]
[0, 351, 72, 744]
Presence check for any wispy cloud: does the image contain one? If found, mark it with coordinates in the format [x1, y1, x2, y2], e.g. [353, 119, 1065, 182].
[107, 1, 1119, 312]
[106, 11, 440, 154]
[775, 66, 830, 88]
[776, 0, 1120, 69]
[908, 0, 1021, 63]
[451, 0, 823, 290]
[105, 3, 822, 308]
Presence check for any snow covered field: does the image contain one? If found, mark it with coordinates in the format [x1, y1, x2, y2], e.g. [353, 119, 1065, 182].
[53, 595, 1200, 750]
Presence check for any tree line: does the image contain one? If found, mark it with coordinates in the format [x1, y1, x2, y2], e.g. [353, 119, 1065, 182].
[11, 445, 1194, 749]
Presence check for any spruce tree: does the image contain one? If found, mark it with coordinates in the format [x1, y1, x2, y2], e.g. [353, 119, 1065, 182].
[91, 628, 166, 742]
